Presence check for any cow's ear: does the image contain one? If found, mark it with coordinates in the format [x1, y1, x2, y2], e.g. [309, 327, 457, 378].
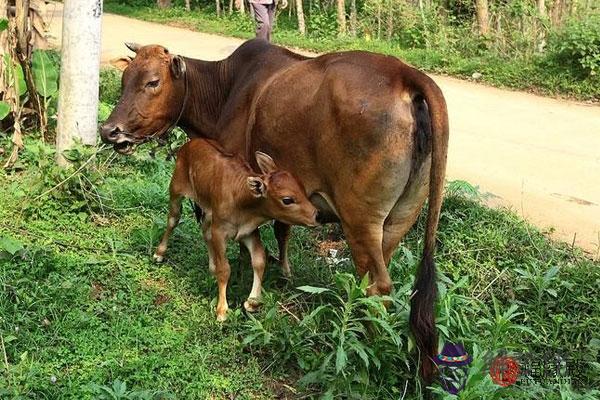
[171, 55, 186, 79]
[125, 42, 141, 53]
[110, 56, 132, 72]
[255, 151, 277, 175]
[247, 177, 267, 198]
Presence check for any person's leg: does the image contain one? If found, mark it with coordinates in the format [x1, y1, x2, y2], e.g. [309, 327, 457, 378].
[267, 2, 275, 41]
[251, 3, 270, 40]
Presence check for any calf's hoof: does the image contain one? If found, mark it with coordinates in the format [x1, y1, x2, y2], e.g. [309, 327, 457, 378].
[216, 312, 228, 322]
[243, 299, 261, 313]
[153, 253, 165, 263]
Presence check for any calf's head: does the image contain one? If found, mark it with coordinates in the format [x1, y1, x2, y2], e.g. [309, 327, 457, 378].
[247, 152, 319, 227]
[100, 43, 186, 154]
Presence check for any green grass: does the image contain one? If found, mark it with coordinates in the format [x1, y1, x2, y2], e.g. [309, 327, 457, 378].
[0, 71, 599, 399]
[103, 2, 600, 102]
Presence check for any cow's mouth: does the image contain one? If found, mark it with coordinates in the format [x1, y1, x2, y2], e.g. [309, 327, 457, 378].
[113, 141, 136, 155]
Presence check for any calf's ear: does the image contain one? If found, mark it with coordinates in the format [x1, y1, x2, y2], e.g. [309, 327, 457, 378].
[247, 177, 267, 198]
[110, 56, 132, 72]
[255, 151, 277, 175]
[171, 55, 186, 79]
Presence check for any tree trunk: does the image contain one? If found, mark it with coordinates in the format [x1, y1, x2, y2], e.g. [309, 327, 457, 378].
[475, 0, 490, 36]
[336, 0, 345, 35]
[15, 0, 45, 137]
[185, 0, 191, 11]
[296, 0, 306, 35]
[537, 0, 546, 16]
[551, 0, 562, 26]
[536, 0, 546, 52]
[376, 1, 381, 39]
[386, 0, 393, 40]
[216, 0, 220, 16]
[56, 0, 102, 166]
[157, 0, 171, 8]
[349, 0, 356, 36]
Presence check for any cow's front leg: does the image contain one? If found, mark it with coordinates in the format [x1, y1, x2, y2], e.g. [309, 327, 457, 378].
[206, 226, 230, 321]
[240, 230, 266, 312]
[274, 221, 292, 278]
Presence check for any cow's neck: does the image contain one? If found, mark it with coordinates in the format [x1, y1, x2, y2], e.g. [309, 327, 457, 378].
[178, 57, 232, 139]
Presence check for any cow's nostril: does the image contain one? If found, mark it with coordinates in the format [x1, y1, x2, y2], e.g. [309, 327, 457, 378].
[100, 124, 123, 142]
[108, 125, 122, 138]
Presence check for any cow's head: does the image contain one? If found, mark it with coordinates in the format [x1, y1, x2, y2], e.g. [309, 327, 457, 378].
[248, 152, 319, 227]
[100, 43, 186, 154]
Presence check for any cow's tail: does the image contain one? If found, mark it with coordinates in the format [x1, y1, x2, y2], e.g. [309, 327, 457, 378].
[406, 67, 449, 384]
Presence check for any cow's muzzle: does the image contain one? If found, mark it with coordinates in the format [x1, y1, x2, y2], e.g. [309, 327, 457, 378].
[100, 123, 138, 155]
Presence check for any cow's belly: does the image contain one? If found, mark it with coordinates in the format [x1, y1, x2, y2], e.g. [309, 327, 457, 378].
[250, 65, 418, 222]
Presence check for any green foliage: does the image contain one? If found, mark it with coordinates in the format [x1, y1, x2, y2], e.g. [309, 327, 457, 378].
[89, 379, 175, 400]
[1, 50, 60, 124]
[0, 235, 24, 255]
[306, 2, 338, 39]
[547, 15, 600, 77]
[0, 101, 9, 120]
[4, 53, 27, 97]
[31, 50, 60, 97]
[244, 273, 415, 398]
[0, 18, 7, 31]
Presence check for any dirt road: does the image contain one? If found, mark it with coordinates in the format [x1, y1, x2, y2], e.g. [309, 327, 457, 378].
[46, 3, 600, 253]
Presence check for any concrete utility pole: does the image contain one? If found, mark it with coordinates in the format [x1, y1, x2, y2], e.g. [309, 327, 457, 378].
[56, 0, 102, 166]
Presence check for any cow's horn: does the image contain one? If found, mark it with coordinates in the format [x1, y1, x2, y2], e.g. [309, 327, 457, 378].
[125, 42, 141, 53]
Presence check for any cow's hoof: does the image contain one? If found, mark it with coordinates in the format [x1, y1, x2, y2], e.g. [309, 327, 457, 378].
[281, 263, 292, 279]
[244, 299, 260, 313]
[153, 253, 164, 263]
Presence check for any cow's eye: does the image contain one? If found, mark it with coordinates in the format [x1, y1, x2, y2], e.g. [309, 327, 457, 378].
[146, 79, 159, 89]
[282, 197, 295, 205]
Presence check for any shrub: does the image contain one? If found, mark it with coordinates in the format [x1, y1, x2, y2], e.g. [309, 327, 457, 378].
[547, 15, 600, 77]
[243, 273, 420, 399]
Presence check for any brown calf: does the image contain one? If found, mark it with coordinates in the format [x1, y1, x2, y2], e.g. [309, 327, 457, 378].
[153, 138, 318, 321]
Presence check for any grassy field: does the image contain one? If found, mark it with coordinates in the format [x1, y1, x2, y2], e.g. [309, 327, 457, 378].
[1, 70, 599, 399]
[103, 2, 600, 102]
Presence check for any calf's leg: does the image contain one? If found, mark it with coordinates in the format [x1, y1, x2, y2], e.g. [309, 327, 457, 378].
[207, 226, 231, 321]
[240, 230, 266, 312]
[153, 193, 183, 263]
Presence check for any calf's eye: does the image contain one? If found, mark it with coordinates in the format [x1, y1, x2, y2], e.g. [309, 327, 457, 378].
[282, 197, 295, 205]
[146, 79, 159, 89]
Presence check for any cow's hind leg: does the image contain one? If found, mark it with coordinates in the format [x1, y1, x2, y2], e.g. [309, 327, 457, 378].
[153, 193, 183, 263]
[341, 218, 391, 296]
[382, 210, 423, 266]
[274, 221, 292, 278]
[382, 161, 430, 265]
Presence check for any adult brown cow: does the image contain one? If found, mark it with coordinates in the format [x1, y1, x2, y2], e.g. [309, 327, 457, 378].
[100, 39, 449, 382]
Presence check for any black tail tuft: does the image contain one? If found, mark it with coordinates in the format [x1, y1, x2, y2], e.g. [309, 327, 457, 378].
[410, 252, 438, 383]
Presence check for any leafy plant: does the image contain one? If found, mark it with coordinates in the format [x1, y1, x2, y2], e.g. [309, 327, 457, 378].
[547, 15, 600, 77]
[244, 273, 417, 398]
[89, 379, 174, 400]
